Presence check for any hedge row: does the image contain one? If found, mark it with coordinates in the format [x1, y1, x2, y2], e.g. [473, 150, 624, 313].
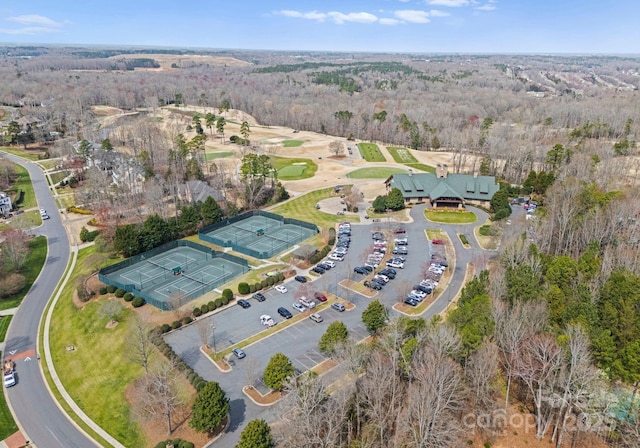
[237, 272, 285, 295]
[309, 245, 332, 265]
[67, 206, 93, 215]
[99, 285, 146, 308]
[151, 331, 208, 392]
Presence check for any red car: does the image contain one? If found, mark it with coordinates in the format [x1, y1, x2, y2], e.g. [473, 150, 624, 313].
[432, 238, 445, 245]
[393, 228, 406, 234]
[314, 292, 328, 302]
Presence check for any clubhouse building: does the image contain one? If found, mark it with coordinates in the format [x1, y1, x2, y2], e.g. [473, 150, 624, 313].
[385, 164, 499, 208]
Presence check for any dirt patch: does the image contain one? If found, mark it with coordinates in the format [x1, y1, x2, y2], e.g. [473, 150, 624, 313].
[243, 385, 282, 406]
[311, 358, 337, 376]
[105, 320, 119, 329]
[125, 378, 211, 448]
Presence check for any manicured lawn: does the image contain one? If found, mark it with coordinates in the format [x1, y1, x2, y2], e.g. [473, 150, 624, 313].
[270, 156, 318, 180]
[387, 147, 419, 164]
[49, 246, 146, 446]
[424, 209, 477, 224]
[205, 151, 233, 160]
[5, 162, 37, 209]
[357, 143, 386, 162]
[0, 236, 48, 310]
[49, 170, 70, 185]
[269, 187, 359, 231]
[0, 316, 12, 342]
[282, 139, 304, 148]
[405, 163, 436, 173]
[347, 167, 407, 179]
[0, 146, 43, 161]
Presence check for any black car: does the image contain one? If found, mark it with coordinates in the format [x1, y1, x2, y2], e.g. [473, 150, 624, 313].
[278, 307, 293, 319]
[237, 299, 251, 309]
[364, 280, 382, 290]
[363, 265, 374, 272]
[414, 285, 433, 294]
[393, 247, 408, 255]
[295, 275, 308, 283]
[252, 293, 266, 302]
[318, 262, 332, 270]
[311, 266, 326, 274]
[404, 297, 418, 307]
[353, 266, 368, 275]
[378, 269, 396, 279]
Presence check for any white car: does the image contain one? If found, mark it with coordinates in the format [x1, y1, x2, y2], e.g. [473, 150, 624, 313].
[260, 315, 276, 327]
[39, 208, 47, 216]
[292, 302, 307, 313]
[410, 289, 427, 298]
[334, 247, 348, 254]
[329, 253, 344, 261]
[299, 297, 316, 309]
[323, 260, 336, 268]
[387, 261, 404, 269]
[275, 285, 288, 294]
[3, 371, 16, 388]
[309, 313, 324, 323]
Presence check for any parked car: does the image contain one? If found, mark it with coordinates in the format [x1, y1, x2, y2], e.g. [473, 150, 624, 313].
[260, 315, 276, 327]
[237, 299, 251, 309]
[314, 292, 328, 302]
[39, 208, 47, 216]
[432, 238, 445, 244]
[364, 280, 383, 290]
[300, 297, 316, 308]
[292, 302, 307, 313]
[331, 302, 346, 312]
[414, 284, 433, 294]
[394, 238, 408, 245]
[393, 228, 406, 234]
[309, 313, 324, 323]
[378, 269, 396, 279]
[252, 293, 266, 302]
[323, 260, 336, 268]
[393, 247, 408, 255]
[329, 253, 344, 261]
[294, 275, 307, 283]
[41, 214, 50, 220]
[404, 297, 419, 307]
[318, 262, 332, 270]
[232, 348, 246, 359]
[275, 285, 288, 294]
[311, 266, 326, 274]
[386, 260, 405, 269]
[278, 307, 293, 319]
[373, 274, 389, 284]
[354, 266, 368, 275]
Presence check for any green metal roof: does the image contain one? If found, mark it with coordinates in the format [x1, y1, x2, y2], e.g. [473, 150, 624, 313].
[388, 173, 499, 201]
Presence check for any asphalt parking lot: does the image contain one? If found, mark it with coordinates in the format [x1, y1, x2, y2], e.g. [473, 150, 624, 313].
[163, 204, 492, 447]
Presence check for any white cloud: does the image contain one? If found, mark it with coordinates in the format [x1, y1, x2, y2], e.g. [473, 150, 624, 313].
[278, 10, 328, 21]
[6, 14, 65, 27]
[428, 9, 450, 17]
[327, 11, 379, 24]
[426, 0, 470, 7]
[380, 18, 402, 25]
[475, 4, 497, 11]
[394, 10, 431, 23]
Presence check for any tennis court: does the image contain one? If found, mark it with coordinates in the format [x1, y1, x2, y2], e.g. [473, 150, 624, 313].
[200, 211, 318, 259]
[100, 243, 248, 310]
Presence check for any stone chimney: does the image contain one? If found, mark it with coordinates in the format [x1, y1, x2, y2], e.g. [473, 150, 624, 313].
[436, 164, 448, 178]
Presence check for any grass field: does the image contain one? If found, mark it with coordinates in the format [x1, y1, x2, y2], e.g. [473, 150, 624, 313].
[347, 167, 407, 179]
[38, 158, 61, 170]
[424, 209, 477, 224]
[269, 187, 359, 230]
[0, 316, 12, 342]
[405, 163, 436, 173]
[49, 170, 70, 185]
[357, 143, 386, 162]
[270, 156, 318, 180]
[49, 246, 146, 446]
[282, 139, 304, 148]
[0, 146, 43, 161]
[0, 236, 48, 310]
[5, 162, 37, 209]
[205, 151, 233, 160]
[387, 147, 419, 164]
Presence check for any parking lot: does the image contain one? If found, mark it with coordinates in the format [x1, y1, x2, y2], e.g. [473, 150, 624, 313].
[163, 203, 491, 447]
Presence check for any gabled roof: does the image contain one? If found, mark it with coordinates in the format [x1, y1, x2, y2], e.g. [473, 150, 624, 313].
[185, 180, 224, 203]
[388, 173, 499, 202]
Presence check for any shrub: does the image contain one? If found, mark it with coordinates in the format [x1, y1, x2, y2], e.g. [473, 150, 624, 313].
[266, 277, 275, 286]
[200, 304, 209, 314]
[179, 441, 195, 448]
[161, 323, 171, 333]
[67, 206, 93, 215]
[193, 307, 202, 317]
[214, 298, 223, 308]
[106, 285, 117, 294]
[277, 273, 285, 282]
[123, 292, 134, 301]
[261, 279, 268, 289]
[328, 227, 336, 245]
[182, 316, 193, 325]
[132, 296, 146, 308]
[254, 282, 262, 291]
[222, 288, 234, 301]
[114, 288, 125, 298]
[99, 286, 108, 295]
[207, 301, 215, 310]
[249, 284, 256, 294]
[459, 233, 469, 245]
[221, 296, 229, 306]
[238, 282, 250, 295]
[87, 217, 97, 226]
[171, 320, 182, 330]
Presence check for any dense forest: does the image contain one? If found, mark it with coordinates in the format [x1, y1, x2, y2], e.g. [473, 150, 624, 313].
[2, 46, 640, 447]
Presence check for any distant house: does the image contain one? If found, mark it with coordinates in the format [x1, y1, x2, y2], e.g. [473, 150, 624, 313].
[178, 180, 225, 205]
[292, 245, 318, 261]
[385, 165, 499, 208]
[0, 192, 12, 215]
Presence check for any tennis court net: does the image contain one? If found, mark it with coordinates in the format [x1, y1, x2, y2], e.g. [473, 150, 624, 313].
[147, 259, 172, 273]
[182, 272, 212, 286]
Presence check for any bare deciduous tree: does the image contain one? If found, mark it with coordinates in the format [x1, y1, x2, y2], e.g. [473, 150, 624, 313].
[328, 140, 345, 156]
[127, 314, 155, 375]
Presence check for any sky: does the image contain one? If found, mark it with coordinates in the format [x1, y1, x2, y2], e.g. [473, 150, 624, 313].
[0, 0, 639, 54]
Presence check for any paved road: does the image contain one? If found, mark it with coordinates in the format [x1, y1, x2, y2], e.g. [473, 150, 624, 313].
[1, 154, 96, 448]
[165, 203, 495, 447]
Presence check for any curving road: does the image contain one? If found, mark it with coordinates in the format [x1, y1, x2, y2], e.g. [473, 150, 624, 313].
[2, 153, 97, 447]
